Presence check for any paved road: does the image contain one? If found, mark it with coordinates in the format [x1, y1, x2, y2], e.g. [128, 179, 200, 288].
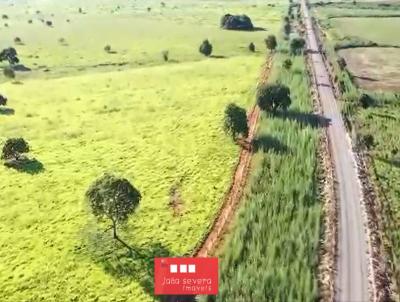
[301, 1, 370, 301]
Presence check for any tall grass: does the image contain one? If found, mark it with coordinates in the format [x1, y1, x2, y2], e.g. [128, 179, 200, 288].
[211, 54, 321, 301]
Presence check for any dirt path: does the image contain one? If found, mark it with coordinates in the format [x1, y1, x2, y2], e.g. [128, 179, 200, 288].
[301, 1, 371, 301]
[193, 56, 273, 257]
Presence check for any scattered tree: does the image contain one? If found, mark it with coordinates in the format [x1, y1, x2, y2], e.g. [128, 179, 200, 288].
[265, 35, 277, 52]
[0, 47, 19, 65]
[362, 134, 374, 149]
[283, 58, 292, 70]
[147, 7, 152, 12]
[46, 20, 53, 27]
[2, 14, 8, 20]
[3, 67, 15, 79]
[248, 42, 255, 52]
[358, 93, 375, 109]
[14, 37, 22, 44]
[161, 2, 166, 7]
[86, 173, 141, 249]
[257, 83, 292, 113]
[223, 103, 249, 141]
[28, 19, 33, 24]
[199, 39, 213, 57]
[1, 138, 29, 160]
[162, 50, 169, 62]
[78, 7, 83, 13]
[4, 23, 8, 27]
[290, 37, 306, 55]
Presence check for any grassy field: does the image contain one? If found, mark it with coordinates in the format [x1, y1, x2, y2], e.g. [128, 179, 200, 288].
[0, 0, 285, 301]
[312, 3, 400, 297]
[210, 54, 321, 301]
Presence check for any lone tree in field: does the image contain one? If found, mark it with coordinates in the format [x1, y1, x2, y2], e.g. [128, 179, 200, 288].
[290, 37, 306, 55]
[0, 94, 7, 106]
[3, 67, 15, 79]
[0, 47, 19, 65]
[86, 173, 141, 250]
[223, 103, 249, 141]
[1, 138, 29, 160]
[257, 83, 291, 113]
[265, 35, 277, 52]
[283, 58, 292, 70]
[248, 42, 255, 52]
[199, 39, 213, 57]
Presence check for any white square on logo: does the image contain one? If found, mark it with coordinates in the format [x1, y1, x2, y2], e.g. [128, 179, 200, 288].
[179, 264, 187, 273]
[188, 264, 196, 273]
[170, 264, 177, 273]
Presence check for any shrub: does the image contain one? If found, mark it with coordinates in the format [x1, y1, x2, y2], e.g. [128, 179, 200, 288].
[362, 134, 374, 149]
[265, 35, 277, 51]
[28, 19, 33, 24]
[283, 58, 292, 70]
[78, 7, 83, 13]
[248, 42, 255, 52]
[1, 138, 29, 160]
[337, 57, 346, 70]
[162, 50, 169, 62]
[223, 103, 249, 140]
[284, 22, 291, 36]
[0, 47, 19, 65]
[2, 14, 8, 20]
[257, 83, 291, 113]
[14, 37, 22, 44]
[46, 20, 53, 27]
[147, 7, 152, 12]
[290, 37, 306, 55]
[4, 23, 8, 27]
[3, 67, 15, 79]
[86, 173, 141, 249]
[199, 39, 212, 57]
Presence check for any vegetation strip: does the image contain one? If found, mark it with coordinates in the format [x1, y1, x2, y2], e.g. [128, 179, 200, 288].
[194, 56, 273, 257]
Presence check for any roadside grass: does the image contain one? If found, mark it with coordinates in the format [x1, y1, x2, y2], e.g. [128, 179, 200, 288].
[311, 4, 400, 297]
[0, 55, 264, 301]
[211, 54, 321, 301]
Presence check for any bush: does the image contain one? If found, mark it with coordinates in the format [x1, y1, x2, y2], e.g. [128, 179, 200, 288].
[220, 14, 254, 30]
[290, 37, 306, 55]
[1, 138, 29, 160]
[283, 59, 292, 70]
[265, 35, 277, 51]
[0, 47, 19, 65]
[3, 67, 15, 79]
[46, 20, 53, 27]
[199, 39, 212, 57]
[223, 103, 249, 140]
[28, 19, 33, 24]
[284, 22, 291, 36]
[248, 42, 255, 52]
[362, 134, 374, 149]
[14, 37, 22, 44]
[162, 50, 169, 62]
[257, 83, 291, 113]
[2, 14, 8, 20]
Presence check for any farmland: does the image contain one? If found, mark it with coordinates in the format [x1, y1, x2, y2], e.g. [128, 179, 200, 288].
[0, 0, 284, 301]
[311, 1, 400, 298]
[214, 54, 321, 301]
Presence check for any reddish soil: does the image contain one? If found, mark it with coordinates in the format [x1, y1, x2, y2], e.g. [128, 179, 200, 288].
[193, 56, 273, 257]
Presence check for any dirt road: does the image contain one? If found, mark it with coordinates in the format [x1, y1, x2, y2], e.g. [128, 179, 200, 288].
[301, 1, 370, 301]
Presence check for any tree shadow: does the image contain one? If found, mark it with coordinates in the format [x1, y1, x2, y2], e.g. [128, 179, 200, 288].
[274, 110, 331, 128]
[13, 64, 31, 72]
[377, 157, 400, 168]
[0, 107, 15, 115]
[4, 157, 44, 174]
[252, 135, 290, 154]
[209, 55, 226, 59]
[81, 225, 175, 300]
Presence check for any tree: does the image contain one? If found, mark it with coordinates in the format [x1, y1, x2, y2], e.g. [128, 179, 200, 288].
[265, 35, 277, 52]
[46, 20, 53, 27]
[86, 173, 141, 249]
[14, 37, 22, 44]
[248, 42, 255, 52]
[199, 39, 212, 57]
[0, 94, 7, 106]
[283, 58, 292, 70]
[162, 50, 169, 62]
[290, 37, 306, 55]
[284, 22, 291, 36]
[257, 83, 291, 113]
[3, 67, 15, 79]
[223, 103, 249, 140]
[104, 45, 112, 53]
[1, 138, 29, 160]
[0, 47, 19, 65]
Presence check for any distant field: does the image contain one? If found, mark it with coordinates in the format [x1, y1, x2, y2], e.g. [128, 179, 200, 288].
[339, 47, 400, 91]
[0, 0, 283, 300]
[330, 17, 400, 45]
